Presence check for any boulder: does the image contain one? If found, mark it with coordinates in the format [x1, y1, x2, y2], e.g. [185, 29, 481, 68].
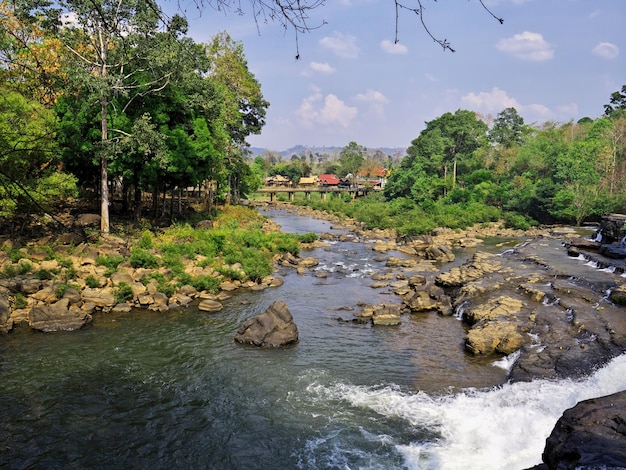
[80, 287, 117, 308]
[542, 390, 626, 469]
[465, 321, 526, 355]
[29, 301, 92, 332]
[234, 300, 298, 347]
[74, 213, 101, 228]
[0, 296, 12, 334]
[371, 304, 402, 326]
[198, 299, 223, 312]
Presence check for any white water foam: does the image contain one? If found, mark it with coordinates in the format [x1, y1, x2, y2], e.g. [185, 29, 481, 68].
[307, 353, 626, 470]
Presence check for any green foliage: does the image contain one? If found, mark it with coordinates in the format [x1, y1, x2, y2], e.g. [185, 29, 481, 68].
[138, 230, 154, 249]
[114, 282, 134, 303]
[297, 232, 318, 243]
[189, 275, 221, 294]
[85, 275, 99, 288]
[12, 293, 28, 309]
[129, 249, 160, 269]
[338, 141, 366, 176]
[503, 212, 533, 230]
[96, 255, 125, 270]
[54, 282, 80, 298]
[35, 269, 55, 280]
[215, 266, 246, 281]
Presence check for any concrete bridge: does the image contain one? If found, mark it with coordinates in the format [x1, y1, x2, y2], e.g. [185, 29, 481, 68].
[254, 185, 374, 202]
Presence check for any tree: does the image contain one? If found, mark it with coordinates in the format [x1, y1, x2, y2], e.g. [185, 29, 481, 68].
[489, 107, 528, 148]
[415, 110, 488, 188]
[206, 32, 269, 146]
[604, 85, 626, 117]
[0, 87, 77, 224]
[15, 0, 193, 234]
[338, 141, 366, 177]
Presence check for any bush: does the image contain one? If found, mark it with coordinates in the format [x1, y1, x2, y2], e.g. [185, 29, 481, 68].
[36, 269, 55, 280]
[503, 211, 533, 230]
[190, 275, 221, 293]
[139, 230, 154, 249]
[114, 282, 134, 303]
[12, 293, 28, 309]
[85, 275, 99, 288]
[129, 249, 160, 269]
[96, 255, 124, 270]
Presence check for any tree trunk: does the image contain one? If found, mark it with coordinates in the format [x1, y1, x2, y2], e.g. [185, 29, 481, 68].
[100, 95, 110, 235]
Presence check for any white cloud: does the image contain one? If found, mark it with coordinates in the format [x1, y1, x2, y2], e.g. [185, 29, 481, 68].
[462, 87, 520, 113]
[592, 42, 619, 60]
[296, 88, 358, 128]
[319, 32, 360, 59]
[355, 89, 389, 118]
[309, 62, 336, 74]
[380, 39, 408, 55]
[461, 87, 553, 121]
[496, 31, 554, 61]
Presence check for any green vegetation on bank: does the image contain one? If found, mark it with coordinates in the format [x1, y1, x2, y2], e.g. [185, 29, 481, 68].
[288, 98, 626, 234]
[0, 206, 316, 296]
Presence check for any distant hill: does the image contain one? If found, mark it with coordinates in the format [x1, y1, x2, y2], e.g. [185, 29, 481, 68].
[249, 145, 406, 159]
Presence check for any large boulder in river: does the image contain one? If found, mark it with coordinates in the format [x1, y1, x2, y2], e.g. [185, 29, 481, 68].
[234, 301, 298, 347]
[541, 390, 626, 469]
[29, 299, 92, 332]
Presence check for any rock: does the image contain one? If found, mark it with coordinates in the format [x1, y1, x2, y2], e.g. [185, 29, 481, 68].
[567, 237, 601, 251]
[75, 213, 101, 228]
[464, 296, 524, 325]
[609, 284, 626, 306]
[80, 287, 117, 308]
[234, 300, 298, 347]
[542, 391, 626, 469]
[29, 301, 92, 332]
[0, 296, 12, 334]
[198, 299, 223, 312]
[372, 304, 402, 326]
[465, 321, 526, 355]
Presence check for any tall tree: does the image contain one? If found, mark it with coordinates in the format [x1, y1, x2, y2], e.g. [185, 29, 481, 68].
[16, 0, 191, 234]
[489, 107, 529, 148]
[338, 141, 366, 177]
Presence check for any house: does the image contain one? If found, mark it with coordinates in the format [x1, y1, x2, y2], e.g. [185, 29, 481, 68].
[264, 175, 292, 187]
[318, 174, 340, 186]
[298, 176, 318, 186]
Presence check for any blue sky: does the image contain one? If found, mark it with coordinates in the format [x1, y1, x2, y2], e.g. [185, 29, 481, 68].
[176, 0, 625, 151]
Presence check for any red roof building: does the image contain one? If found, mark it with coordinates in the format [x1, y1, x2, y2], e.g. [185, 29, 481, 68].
[318, 174, 340, 186]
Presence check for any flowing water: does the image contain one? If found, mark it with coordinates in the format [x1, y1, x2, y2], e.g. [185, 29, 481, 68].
[1, 208, 626, 470]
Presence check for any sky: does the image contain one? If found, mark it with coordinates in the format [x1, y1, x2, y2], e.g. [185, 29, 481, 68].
[171, 0, 625, 152]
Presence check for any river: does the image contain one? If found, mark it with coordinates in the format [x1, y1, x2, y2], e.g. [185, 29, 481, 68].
[1, 208, 626, 469]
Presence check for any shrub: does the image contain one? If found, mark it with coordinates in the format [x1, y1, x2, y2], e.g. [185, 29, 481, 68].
[298, 232, 318, 243]
[129, 249, 160, 269]
[138, 230, 154, 249]
[189, 275, 221, 293]
[114, 282, 134, 303]
[503, 211, 532, 230]
[96, 254, 124, 270]
[54, 282, 79, 298]
[85, 275, 99, 288]
[12, 293, 28, 309]
[215, 266, 246, 281]
[36, 269, 55, 280]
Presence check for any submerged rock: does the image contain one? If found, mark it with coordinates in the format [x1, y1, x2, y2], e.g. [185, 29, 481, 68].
[234, 301, 298, 347]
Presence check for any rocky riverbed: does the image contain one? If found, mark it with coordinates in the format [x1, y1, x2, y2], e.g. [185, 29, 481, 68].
[2, 203, 626, 468]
